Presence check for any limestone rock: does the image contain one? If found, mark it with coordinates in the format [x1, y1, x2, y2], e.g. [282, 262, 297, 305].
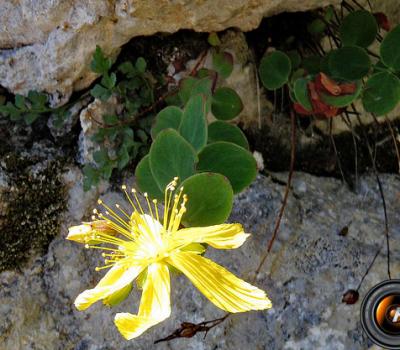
[0, 172, 399, 349]
[0, 0, 340, 105]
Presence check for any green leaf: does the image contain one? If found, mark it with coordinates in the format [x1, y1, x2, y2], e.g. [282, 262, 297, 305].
[180, 173, 233, 227]
[339, 10, 377, 48]
[212, 51, 234, 79]
[149, 129, 197, 190]
[93, 148, 109, 166]
[381, 24, 400, 71]
[328, 46, 370, 80]
[28, 90, 48, 108]
[287, 51, 301, 70]
[83, 164, 100, 191]
[321, 81, 362, 107]
[293, 77, 312, 111]
[208, 121, 249, 150]
[362, 72, 400, 115]
[117, 146, 130, 170]
[179, 77, 198, 104]
[151, 106, 183, 140]
[208, 33, 221, 47]
[90, 46, 112, 74]
[135, 155, 164, 199]
[15, 95, 25, 109]
[179, 95, 208, 152]
[103, 114, 119, 125]
[197, 141, 257, 193]
[211, 87, 243, 120]
[101, 72, 116, 90]
[307, 18, 326, 35]
[190, 77, 213, 101]
[135, 57, 147, 73]
[90, 84, 112, 101]
[259, 51, 292, 90]
[302, 55, 321, 75]
[24, 113, 40, 125]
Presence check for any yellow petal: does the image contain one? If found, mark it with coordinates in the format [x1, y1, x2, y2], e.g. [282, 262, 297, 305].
[67, 220, 116, 244]
[75, 263, 144, 311]
[131, 212, 163, 254]
[66, 224, 92, 243]
[172, 224, 250, 250]
[167, 251, 272, 313]
[114, 263, 171, 340]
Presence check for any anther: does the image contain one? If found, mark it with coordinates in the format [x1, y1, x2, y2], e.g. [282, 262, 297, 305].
[97, 199, 103, 204]
[122, 185, 127, 190]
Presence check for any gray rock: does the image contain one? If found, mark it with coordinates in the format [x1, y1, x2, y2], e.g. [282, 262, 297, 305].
[0, 0, 340, 104]
[1, 172, 399, 349]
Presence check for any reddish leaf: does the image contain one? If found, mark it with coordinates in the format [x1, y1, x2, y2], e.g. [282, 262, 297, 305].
[293, 102, 314, 115]
[317, 73, 341, 96]
[374, 12, 391, 31]
[339, 82, 357, 95]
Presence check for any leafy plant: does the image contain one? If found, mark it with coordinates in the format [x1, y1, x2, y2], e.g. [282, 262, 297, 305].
[83, 47, 155, 190]
[135, 41, 255, 225]
[258, 6, 400, 118]
[0, 90, 69, 126]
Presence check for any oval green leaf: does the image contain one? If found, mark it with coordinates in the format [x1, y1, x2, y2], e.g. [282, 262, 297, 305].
[179, 95, 208, 152]
[197, 141, 257, 193]
[362, 71, 400, 115]
[339, 10, 377, 48]
[328, 46, 370, 80]
[179, 77, 198, 104]
[208, 121, 249, 150]
[135, 155, 164, 200]
[151, 106, 183, 140]
[212, 51, 234, 79]
[320, 81, 362, 107]
[180, 173, 233, 227]
[149, 129, 198, 190]
[381, 24, 400, 71]
[259, 51, 292, 90]
[294, 77, 312, 111]
[211, 87, 243, 120]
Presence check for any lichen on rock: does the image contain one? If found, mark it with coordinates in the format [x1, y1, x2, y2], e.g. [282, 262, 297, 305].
[0, 149, 67, 272]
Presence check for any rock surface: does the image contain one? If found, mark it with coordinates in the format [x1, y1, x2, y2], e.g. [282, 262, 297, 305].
[0, 0, 339, 104]
[0, 172, 399, 349]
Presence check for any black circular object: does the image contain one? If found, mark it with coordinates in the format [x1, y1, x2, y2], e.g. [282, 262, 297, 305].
[361, 279, 400, 349]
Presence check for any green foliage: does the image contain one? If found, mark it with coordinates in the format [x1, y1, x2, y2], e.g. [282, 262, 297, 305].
[339, 10, 377, 48]
[212, 51, 234, 79]
[84, 47, 155, 190]
[293, 77, 312, 111]
[151, 106, 183, 139]
[0, 90, 69, 126]
[258, 6, 400, 118]
[137, 52, 254, 225]
[328, 46, 370, 81]
[179, 95, 208, 152]
[211, 87, 243, 120]
[180, 173, 233, 227]
[380, 24, 400, 71]
[259, 51, 292, 90]
[362, 72, 400, 115]
[149, 129, 198, 190]
[207, 121, 249, 150]
[197, 142, 257, 193]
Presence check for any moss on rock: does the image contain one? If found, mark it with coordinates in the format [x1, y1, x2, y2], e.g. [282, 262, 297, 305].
[0, 152, 67, 272]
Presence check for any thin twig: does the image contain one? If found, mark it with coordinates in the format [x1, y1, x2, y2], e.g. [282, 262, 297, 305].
[354, 112, 391, 279]
[356, 246, 382, 291]
[385, 116, 400, 173]
[255, 110, 296, 276]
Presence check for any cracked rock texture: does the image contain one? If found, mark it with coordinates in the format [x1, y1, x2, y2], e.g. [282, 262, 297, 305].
[0, 0, 340, 104]
[0, 172, 399, 349]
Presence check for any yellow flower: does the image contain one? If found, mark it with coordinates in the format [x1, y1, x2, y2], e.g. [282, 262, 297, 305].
[67, 178, 272, 340]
